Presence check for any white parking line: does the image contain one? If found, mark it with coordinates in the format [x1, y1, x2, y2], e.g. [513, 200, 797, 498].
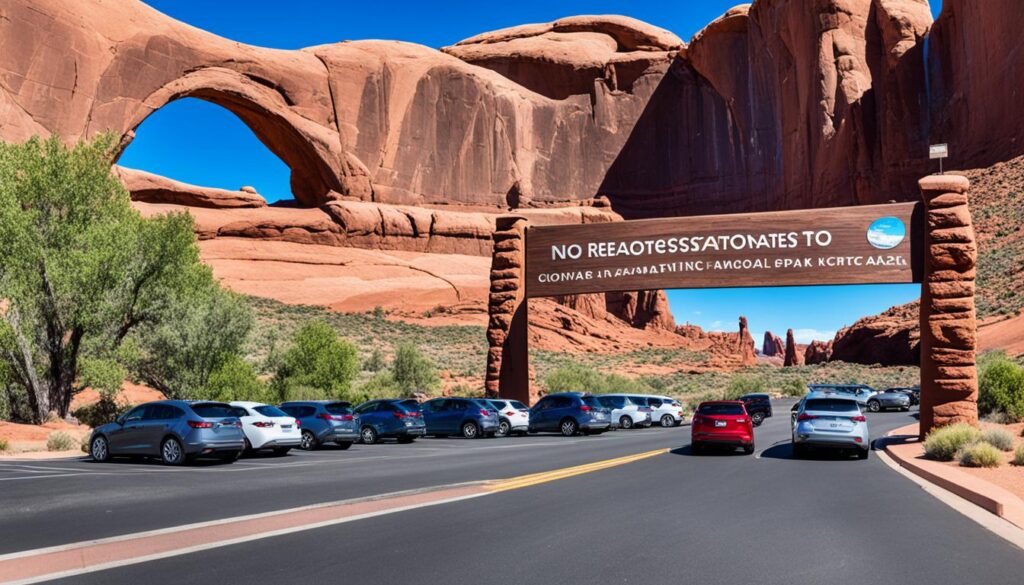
[0, 473, 93, 482]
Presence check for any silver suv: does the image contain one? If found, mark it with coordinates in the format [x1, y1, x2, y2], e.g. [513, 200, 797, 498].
[791, 392, 870, 459]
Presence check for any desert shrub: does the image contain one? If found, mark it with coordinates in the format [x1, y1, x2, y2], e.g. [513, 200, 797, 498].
[923, 423, 982, 461]
[957, 442, 1002, 468]
[981, 427, 1016, 452]
[722, 375, 762, 400]
[72, 396, 131, 428]
[80, 435, 90, 454]
[391, 343, 439, 393]
[977, 351, 1024, 422]
[1013, 445, 1024, 467]
[46, 431, 77, 452]
[781, 378, 808, 397]
[0, 438, 8, 452]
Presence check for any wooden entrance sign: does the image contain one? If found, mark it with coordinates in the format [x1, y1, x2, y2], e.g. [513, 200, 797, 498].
[485, 181, 978, 437]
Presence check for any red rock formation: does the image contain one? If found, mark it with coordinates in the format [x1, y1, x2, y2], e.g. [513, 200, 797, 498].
[116, 167, 267, 209]
[831, 301, 921, 366]
[804, 340, 833, 365]
[762, 331, 785, 357]
[784, 329, 804, 367]
[606, 290, 676, 332]
[674, 317, 757, 369]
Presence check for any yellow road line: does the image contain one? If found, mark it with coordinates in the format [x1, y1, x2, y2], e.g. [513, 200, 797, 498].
[487, 448, 669, 492]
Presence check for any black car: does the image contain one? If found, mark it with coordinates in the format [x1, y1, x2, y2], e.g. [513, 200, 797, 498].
[737, 393, 772, 426]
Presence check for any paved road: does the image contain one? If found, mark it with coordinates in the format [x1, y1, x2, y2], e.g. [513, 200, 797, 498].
[5, 403, 1024, 584]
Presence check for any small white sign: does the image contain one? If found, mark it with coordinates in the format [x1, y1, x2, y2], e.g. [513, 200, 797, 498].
[929, 144, 949, 159]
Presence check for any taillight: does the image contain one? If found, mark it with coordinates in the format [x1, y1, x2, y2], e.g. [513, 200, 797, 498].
[252, 421, 275, 428]
[187, 420, 213, 429]
[851, 415, 866, 422]
[393, 411, 407, 419]
[320, 413, 354, 422]
[797, 413, 816, 422]
[580, 405, 591, 412]
[505, 410, 516, 416]
[479, 409, 491, 417]
[294, 419, 301, 427]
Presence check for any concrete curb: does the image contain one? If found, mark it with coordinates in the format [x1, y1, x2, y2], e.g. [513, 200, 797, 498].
[883, 423, 1024, 530]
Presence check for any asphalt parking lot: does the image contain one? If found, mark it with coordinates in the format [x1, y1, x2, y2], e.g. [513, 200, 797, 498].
[3, 402, 1023, 585]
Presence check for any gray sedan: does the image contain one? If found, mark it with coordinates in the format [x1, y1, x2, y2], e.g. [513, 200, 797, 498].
[865, 390, 911, 412]
[89, 401, 246, 465]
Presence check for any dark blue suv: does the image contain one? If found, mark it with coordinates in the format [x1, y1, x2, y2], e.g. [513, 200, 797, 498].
[420, 398, 499, 439]
[352, 399, 426, 444]
[279, 401, 360, 450]
[528, 392, 611, 436]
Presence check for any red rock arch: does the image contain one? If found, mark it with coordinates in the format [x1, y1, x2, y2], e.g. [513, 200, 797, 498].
[112, 68, 371, 207]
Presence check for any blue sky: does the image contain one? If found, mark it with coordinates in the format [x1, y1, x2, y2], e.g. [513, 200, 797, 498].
[122, 1, 936, 341]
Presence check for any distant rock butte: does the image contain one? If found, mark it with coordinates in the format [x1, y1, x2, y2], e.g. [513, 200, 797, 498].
[831, 301, 921, 366]
[784, 328, 805, 367]
[804, 340, 833, 365]
[762, 331, 785, 357]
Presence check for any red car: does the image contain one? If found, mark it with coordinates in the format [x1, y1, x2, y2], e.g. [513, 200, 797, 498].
[691, 401, 755, 455]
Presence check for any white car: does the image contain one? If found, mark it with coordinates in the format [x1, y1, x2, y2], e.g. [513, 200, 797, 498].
[230, 401, 302, 455]
[486, 399, 530, 437]
[596, 395, 651, 430]
[644, 395, 687, 427]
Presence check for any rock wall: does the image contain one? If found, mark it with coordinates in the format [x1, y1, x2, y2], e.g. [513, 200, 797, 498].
[928, 0, 1024, 171]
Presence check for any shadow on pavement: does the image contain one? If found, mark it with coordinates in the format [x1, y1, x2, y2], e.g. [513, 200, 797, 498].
[669, 445, 751, 457]
[759, 442, 868, 462]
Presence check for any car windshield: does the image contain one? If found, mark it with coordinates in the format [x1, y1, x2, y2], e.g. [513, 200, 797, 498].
[805, 399, 860, 412]
[190, 403, 236, 418]
[326, 403, 353, 415]
[488, 400, 507, 410]
[698, 404, 744, 415]
[254, 405, 288, 417]
[582, 396, 603, 408]
[510, 401, 528, 410]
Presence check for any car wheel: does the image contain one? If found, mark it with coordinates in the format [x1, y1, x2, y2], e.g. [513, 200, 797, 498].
[361, 426, 379, 445]
[300, 430, 319, 450]
[90, 435, 110, 463]
[560, 418, 579, 437]
[660, 414, 676, 428]
[750, 412, 765, 426]
[619, 416, 633, 430]
[868, 400, 881, 413]
[160, 437, 186, 466]
[858, 448, 870, 460]
[335, 441, 354, 449]
[461, 421, 480, 439]
[272, 447, 291, 456]
[744, 444, 755, 455]
[496, 420, 511, 437]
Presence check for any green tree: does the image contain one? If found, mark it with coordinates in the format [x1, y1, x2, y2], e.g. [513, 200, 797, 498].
[978, 351, 1024, 422]
[273, 321, 358, 399]
[201, 354, 267, 403]
[391, 343, 439, 393]
[0, 136, 222, 421]
[127, 283, 253, 400]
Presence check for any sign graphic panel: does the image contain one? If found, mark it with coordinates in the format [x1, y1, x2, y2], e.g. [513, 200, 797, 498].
[525, 202, 923, 297]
